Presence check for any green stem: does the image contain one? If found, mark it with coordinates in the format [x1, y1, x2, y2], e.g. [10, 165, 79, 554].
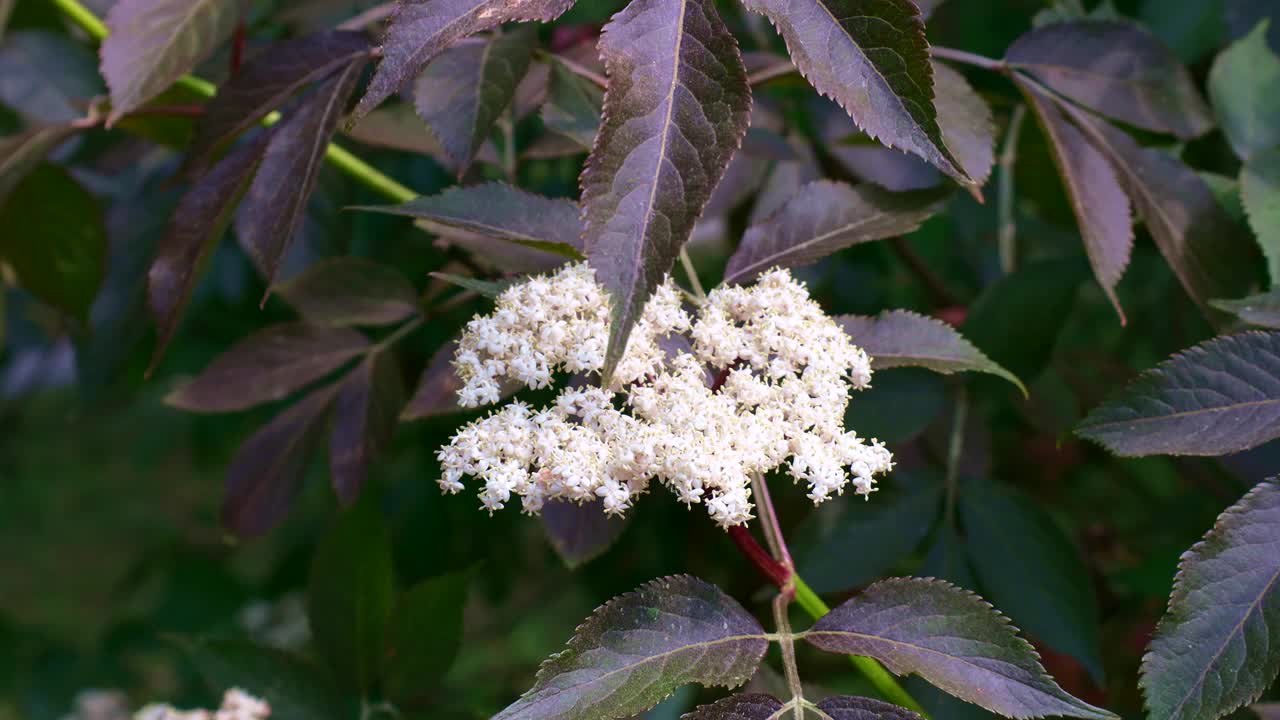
[52, 0, 418, 205]
[793, 576, 928, 716]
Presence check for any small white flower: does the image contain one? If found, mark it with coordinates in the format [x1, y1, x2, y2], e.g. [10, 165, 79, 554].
[437, 263, 890, 528]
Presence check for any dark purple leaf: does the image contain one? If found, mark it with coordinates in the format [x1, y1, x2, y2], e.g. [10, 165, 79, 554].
[681, 694, 784, 719]
[542, 57, 603, 150]
[100, 0, 240, 123]
[816, 695, 928, 720]
[1060, 101, 1257, 310]
[747, 134, 819, 223]
[185, 30, 373, 178]
[933, 61, 996, 187]
[0, 164, 105, 323]
[540, 499, 629, 569]
[1212, 290, 1280, 329]
[354, 0, 575, 119]
[274, 257, 420, 327]
[493, 575, 768, 720]
[724, 181, 946, 284]
[330, 352, 404, 506]
[838, 310, 1022, 391]
[411, 29, 536, 174]
[401, 340, 465, 419]
[236, 56, 367, 282]
[352, 182, 584, 261]
[805, 577, 1115, 720]
[1141, 480, 1280, 720]
[582, 0, 750, 381]
[308, 496, 396, 691]
[1076, 331, 1280, 457]
[166, 322, 370, 413]
[1006, 21, 1213, 139]
[738, 0, 971, 186]
[0, 123, 80, 202]
[345, 103, 453, 165]
[1017, 78, 1133, 321]
[148, 134, 271, 369]
[224, 384, 337, 537]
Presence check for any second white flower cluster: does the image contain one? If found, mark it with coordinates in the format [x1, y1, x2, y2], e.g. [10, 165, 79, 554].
[437, 263, 893, 528]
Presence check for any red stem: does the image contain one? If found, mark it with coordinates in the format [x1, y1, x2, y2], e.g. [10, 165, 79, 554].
[230, 20, 246, 76]
[728, 525, 791, 588]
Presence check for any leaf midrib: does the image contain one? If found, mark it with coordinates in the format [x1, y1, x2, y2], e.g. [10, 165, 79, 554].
[502, 632, 765, 717]
[731, 202, 914, 282]
[131, 0, 225, 98]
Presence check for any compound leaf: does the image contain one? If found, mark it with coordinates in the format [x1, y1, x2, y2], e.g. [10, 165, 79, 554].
[581, 0, 750, 381]
[354, 0, 575, 119]
[493, 575, 769, 720]
[738, 0, 970, 185]
[101, 0, 240, 123]
[274, 257, 420, 328]
[1077, 331, 1280, 456]
[1006, 20, 1213, 139]
[166, 322, 369, 413]
[1140, 479, 1280, 720]
[805, 577, 1115, 720]
[839, 310, 1023, 391]
[723, 181, 946, 284]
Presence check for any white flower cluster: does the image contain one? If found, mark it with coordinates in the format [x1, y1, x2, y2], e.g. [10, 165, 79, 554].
[438, 263, 893, 528]
[135, 690, 270, 720]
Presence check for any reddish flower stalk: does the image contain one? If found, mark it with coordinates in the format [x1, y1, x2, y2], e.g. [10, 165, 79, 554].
[727, 524, 791, 588]
[230, 20, 246, 76]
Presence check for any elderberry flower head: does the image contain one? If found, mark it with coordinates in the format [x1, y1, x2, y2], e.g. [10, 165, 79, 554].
[437, 263, 892, 528]
[135, 689, 270, 720]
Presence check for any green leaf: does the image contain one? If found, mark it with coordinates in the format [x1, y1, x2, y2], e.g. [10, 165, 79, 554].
[1211, 290, 1280, 329]
[794, 475, 942, 593]
[1242, 146, 1280, 285]
[543, 57, 604, 150]
[839, 310, 1025, 392]
[165, 323, 370, 413]
[961, 478, 1105, 683]
[148, 133, 271, 369]
[1060, 95, 1258, 310]
[582, 0, 750, 382]
[179, 639, 351, 720]
[273, 257, 420, 328]
[428, 272, 517, 298]
[963, 259, 1086, 383]
[723, 181, 946, 284]
[329, 352, 404, 506]
[354, 0, 575, 119]
[804, 578, 1116, 720]
[352, 182, 584, 261]
[412, 29, 536, 174]
[1141, 479, 1280, 720]
[0, 163, 106, 322]
[1006, 21, 1213, 139]
[1017, 78, 1133, 321]
[308, 496, 397, 692]
[100, 0, 240, 123]
[382, 568, 472, 704]
[1209, 20, 1280, 161]
[737, 0, 971, 186]
[0, 124, 80, 203]
[1076, 331, 1280, 457]
[493, 575, 769, 720]
[236, 55, 368, 282]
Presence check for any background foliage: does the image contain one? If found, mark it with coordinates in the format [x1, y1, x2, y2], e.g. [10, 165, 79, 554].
[2, 0, 1280, 718]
